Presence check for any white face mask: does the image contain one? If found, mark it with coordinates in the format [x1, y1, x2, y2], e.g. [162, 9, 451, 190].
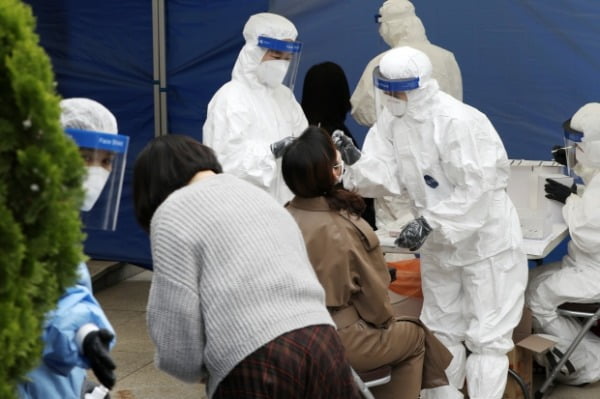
[82, 166, 110, 211]
[256, 59, 289, 88]
[383, 95, 407, 117]
[333, 152, 344, 184]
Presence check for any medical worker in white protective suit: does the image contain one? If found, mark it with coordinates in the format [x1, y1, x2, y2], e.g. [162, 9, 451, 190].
[526, 102, 600, 386]
[350, 0, 463, 238]
[333, 46, 528, 399]
[350, 0, 462, 128]
[203, 12, 308, 205]
[18, 98, 129, 399]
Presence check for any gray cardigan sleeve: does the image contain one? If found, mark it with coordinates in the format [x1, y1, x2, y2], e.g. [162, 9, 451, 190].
[148, 219, 206, 383]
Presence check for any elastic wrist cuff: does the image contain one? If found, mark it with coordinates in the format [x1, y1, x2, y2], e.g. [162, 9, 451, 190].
[76, 323, 100, 353]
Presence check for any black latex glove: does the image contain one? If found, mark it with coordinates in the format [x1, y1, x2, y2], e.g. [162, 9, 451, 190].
[544, 178, 577, 204]
[270, 136, 295, 158]
[83, 329, 116, 389]
[551, 145, 567, 166]
[332, 130, 361, 165]
[394, 216, 432, 251]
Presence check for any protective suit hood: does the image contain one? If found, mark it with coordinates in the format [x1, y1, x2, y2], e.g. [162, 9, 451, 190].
[379, 46, 439, 119]
[379, 0, 428, 46]
[232, 13, 298, 90]
[60, 98, 118, 134]
[572, 102, 600, 173]
[571, 103, 600, 137]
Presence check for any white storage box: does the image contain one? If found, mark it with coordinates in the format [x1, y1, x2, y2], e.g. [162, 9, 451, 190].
[508, 160, 571, 240]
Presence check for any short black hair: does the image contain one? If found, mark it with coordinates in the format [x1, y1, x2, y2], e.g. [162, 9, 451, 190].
[133, 134, 222, 232]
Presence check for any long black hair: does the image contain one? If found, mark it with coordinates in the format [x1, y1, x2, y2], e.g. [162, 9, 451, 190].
[301, 62, 358, 146]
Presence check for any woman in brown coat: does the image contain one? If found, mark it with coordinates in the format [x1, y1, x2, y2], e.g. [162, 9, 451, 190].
[282, 126, 451, 399]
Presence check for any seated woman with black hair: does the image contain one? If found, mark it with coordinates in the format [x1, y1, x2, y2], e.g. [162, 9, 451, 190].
[282, 126, 452, 399]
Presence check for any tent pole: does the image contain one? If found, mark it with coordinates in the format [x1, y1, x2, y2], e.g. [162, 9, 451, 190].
[152, 0, 168, 137]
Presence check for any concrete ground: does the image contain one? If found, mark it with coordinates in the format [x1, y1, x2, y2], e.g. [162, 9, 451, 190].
[88, 261, 204, 399]
[88, 261, 600, 399]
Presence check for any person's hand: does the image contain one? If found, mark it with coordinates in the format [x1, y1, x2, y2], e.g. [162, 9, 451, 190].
[83, 329, 116, 389]
[270, 136, 295, 158]
[551, 145, 568, 166]
[394, 216, 432, 251]
[544, 178, 577, 204]
[332, 130, 361, 165]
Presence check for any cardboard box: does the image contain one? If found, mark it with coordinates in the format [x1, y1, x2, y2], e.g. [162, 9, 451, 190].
[504, 307, 533, 399]
[503, 307, 557, 399]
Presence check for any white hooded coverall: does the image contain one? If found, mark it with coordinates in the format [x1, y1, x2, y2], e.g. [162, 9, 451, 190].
[526, 102, 600, 385]
[350, 0, 463, 128]
[344, 46, 528, 399]
[202, 13, 308, 205]
[351, 0, 463, 236]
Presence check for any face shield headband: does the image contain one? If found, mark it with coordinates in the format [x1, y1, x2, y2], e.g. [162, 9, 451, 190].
[257, 36, 302, 53]
[373, 66, 420, 92]
[373, 66, 420, 118]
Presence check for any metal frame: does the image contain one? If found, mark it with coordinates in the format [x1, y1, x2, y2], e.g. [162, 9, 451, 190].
[535, 303, 600, 398]
[351, 367, 376, 399]
[152, 0, 168, 137]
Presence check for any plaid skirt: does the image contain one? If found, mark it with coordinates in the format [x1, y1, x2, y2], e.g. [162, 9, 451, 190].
[212, 324, 361, 399]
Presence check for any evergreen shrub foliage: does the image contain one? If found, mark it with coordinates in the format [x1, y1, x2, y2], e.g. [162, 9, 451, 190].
[0, 0, 86, 396]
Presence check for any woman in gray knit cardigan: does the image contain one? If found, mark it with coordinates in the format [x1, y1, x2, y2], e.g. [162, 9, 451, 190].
[132, 134, 361, 399]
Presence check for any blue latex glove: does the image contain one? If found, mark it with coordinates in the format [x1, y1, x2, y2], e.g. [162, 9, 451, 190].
[332, 130, 361, 165]
[394, 216, 432, 251]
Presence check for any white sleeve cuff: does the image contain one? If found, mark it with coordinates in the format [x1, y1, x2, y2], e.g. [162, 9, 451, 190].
[76, 323, 100, 353]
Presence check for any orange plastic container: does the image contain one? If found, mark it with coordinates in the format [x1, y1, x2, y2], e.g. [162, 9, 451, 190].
[387, 258, 423, 298]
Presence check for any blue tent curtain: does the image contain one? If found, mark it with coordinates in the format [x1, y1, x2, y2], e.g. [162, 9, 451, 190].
[26, 0, 599, 267]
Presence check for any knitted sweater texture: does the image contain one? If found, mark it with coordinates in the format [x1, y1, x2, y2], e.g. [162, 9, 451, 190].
[148, 174, 332, 398]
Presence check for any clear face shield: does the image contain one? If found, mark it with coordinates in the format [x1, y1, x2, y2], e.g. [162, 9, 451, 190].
[256, 35, 302, 91]
[564, 120, 600, 184]
[563, 119, 585, 182]
[373, 66, 419, 119]
[65, 128, 129, 231]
